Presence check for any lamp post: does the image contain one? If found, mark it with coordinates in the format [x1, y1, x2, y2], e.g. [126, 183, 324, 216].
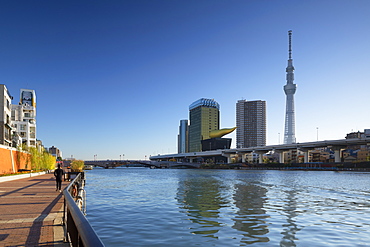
[316, 127, 319, 141]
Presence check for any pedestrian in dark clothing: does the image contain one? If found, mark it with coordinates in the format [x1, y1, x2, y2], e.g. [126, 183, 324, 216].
[54, 164, 64, 192]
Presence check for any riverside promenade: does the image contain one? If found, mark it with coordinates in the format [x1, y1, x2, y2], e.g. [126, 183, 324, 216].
[0, 173, 68, 246]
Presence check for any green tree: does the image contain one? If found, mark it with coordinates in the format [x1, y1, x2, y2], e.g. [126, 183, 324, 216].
[26, 146, 56, 171]
[71, 160, 85, 171]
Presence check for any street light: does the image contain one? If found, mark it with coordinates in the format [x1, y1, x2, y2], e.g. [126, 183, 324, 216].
[316, 127, 319, 141]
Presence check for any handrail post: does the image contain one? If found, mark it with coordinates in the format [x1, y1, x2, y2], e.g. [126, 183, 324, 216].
[63, 172, 104, 246]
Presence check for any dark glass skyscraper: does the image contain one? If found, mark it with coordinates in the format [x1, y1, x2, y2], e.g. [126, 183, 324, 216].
[178, 119, 189, 153]
[236, 100, 266, 148]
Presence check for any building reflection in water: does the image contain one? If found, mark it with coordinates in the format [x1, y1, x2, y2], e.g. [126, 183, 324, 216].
[176, 171, 227, 238]
[176, 170, 272, 244]
[232, 182, 269, 244]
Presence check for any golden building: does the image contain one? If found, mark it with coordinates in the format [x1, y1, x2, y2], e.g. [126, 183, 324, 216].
[188, 98, 219, 152]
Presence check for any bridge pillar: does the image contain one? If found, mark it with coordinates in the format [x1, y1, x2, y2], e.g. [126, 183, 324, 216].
[331, 146, 343, 163]
[255, 151, 267, 164]
[237, 152, 246, 163]
[304, 151, 309, 163]
[334, 149, 341, 162]
[330, 146, 346, 163]
[274, 150, 284, 163]
[222, 153, 232, 164]
[298, 148, 310, 163]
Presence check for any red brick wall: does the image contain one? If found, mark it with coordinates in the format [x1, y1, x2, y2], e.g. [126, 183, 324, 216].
[0, 146, 30, 175]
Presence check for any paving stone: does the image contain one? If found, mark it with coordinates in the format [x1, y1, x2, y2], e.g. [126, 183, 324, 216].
[0, 174, 68, 246]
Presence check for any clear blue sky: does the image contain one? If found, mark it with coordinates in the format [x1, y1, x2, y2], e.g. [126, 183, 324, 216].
[1, 0, 369, 160]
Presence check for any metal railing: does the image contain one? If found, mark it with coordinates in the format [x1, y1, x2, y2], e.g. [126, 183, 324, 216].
[63, 172, 104, 247]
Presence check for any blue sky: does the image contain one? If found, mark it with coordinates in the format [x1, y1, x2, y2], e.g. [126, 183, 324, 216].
[1, 0, 369, 160]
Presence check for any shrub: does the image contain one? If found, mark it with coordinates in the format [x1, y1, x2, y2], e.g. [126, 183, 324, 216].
[71, 160, 85, 171]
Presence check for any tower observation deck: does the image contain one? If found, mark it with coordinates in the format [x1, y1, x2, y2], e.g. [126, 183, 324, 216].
[283, 30, 297, 144]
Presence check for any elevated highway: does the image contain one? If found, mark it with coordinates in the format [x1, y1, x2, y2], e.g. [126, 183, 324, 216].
[150, 137, 370, 163]
[83, 160, 200, 169]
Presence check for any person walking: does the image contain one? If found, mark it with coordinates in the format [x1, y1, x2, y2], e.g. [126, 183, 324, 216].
[54, 164, 64, 192]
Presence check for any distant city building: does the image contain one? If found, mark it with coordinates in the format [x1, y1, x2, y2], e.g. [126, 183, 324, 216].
[36, 139, 44, 152]
[345, 131, 363, 139]
[188, 98, 220, 152]
[236, 100, 266, 148]
[0, 84, 12, 147]
[11, 89, 37, 147]
[283, 30, 297, 144]
[357, 148, 370, 162]
[178, 120, 189, 153]
[365, 129, 370, 138]
[49, 145, 62, 158]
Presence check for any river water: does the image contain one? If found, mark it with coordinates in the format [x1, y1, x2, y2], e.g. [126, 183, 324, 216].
[85, 168, 370, 246]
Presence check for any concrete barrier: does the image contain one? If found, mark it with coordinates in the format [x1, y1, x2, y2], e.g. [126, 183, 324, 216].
[0, 171, 47, 183]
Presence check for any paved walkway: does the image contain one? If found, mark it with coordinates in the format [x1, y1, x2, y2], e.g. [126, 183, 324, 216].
[0, 173, 68, 247]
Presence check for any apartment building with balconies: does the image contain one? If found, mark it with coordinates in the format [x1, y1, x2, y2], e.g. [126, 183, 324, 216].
[0, 84, 13, 147]
[11, 89, 37, 147]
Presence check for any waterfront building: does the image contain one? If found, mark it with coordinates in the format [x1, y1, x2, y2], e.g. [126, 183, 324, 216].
[188, 98, 220, 152]
[309, 148, 333, 163]
[178, 119, 189, 153]
[346, 131, 364, 139]
[11, 89, 37, 147]
[357, 148, 370, 162]
[49, 145, 62, 158]
[0, 84, 12, 147]
[283, 30, 297, 144]
[236, 100, 266, 148]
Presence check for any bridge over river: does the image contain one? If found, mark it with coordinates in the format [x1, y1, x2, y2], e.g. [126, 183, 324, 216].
[150, 137, 370, 163]
[83, 160, 200, 169]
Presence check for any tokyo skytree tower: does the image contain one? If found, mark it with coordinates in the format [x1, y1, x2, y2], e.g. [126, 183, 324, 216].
[283, 30, 297, 144]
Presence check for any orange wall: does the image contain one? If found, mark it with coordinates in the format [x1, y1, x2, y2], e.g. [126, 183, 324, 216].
[0, 146, 30, 175]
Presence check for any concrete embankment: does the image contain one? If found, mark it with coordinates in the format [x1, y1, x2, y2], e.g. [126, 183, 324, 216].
[0, 173, 69, 246]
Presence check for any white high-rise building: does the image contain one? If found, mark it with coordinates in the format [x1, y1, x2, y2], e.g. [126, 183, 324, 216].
[11, 89, 37, 147]
[283, 30, 297, 144]
[236, 100, 266, 148]
[0, 84, 12, 147]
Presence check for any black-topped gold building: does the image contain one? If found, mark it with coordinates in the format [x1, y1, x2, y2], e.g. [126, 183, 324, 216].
[188, 98, 220, 152]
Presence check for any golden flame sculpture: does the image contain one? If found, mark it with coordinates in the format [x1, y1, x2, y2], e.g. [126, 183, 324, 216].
[209, 127, 237, 138]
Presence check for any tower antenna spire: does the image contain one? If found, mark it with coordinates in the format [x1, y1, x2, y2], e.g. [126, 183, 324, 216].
[288, 30, 292, 59]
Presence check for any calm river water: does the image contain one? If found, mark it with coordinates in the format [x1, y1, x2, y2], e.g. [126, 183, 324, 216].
[85, 168, 370, 246]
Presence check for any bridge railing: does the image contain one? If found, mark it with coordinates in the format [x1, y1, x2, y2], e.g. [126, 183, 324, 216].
[63, 172, 104, 247]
